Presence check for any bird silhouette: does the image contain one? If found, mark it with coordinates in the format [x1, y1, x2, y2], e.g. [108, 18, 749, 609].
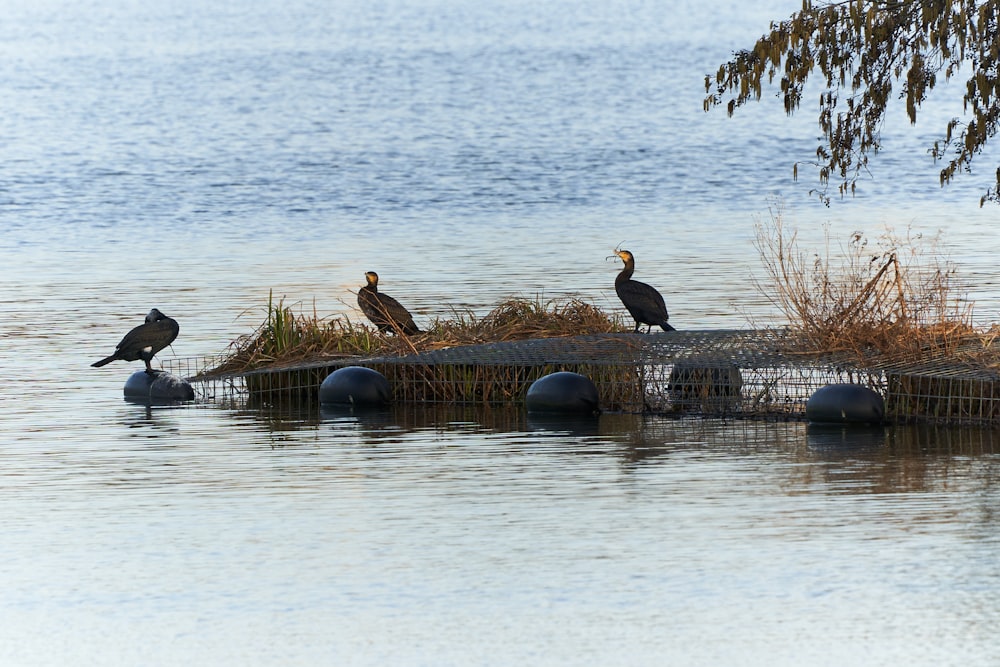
[613, 250, 676, 333]
[92, 308, 180, 374]
[357, 271, 420, 335]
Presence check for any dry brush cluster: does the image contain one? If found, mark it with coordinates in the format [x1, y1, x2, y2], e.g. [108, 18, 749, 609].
[208, 291, 628, 375]
[753, 208, 977, 363]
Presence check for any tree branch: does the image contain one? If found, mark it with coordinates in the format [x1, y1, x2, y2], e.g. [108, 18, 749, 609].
[705, 0, 1000, 205]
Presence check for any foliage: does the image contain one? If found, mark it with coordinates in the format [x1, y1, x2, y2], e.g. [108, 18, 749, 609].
[753, 206, 975, 360]
[704, 0, 1000, 205]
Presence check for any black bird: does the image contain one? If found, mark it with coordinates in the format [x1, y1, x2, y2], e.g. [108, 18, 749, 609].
[91, 308, 180, 374]
[614, 249, 676, 333]
[357, 271, 421, 335]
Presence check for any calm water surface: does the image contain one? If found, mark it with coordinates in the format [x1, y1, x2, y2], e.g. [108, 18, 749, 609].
[2, 0, 1000, 664]
[3, 406, 999, 665]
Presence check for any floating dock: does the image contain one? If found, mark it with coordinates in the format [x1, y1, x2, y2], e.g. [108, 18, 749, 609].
[162, 329, 1000, 425]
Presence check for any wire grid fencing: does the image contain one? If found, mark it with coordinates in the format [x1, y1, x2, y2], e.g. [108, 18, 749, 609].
[163, 330, 899, 420]
[884, 365, 1000, 424]
[163, 330, 1000, 423]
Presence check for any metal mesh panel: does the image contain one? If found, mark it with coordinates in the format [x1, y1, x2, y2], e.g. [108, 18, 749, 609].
[886, 372, 1000, 423]
[160, 329, 1000, 424]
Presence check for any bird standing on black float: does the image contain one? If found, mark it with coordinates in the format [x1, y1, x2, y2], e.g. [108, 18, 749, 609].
[613, 249, 676, 333]
[357, 271, 421, 335]
[92, 308, 180, 374]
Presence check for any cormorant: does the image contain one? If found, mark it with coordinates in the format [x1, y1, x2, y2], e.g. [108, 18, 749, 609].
[91, 308, 180, 374]
[614, 250, 676, 333]
[357, 271, 421, 335]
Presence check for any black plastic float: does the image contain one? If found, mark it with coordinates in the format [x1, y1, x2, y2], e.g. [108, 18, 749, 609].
[805, 383, 885, 425]
[123, 370, 195, 404]
[319, 366, 392, 406]
[525, 371, 600, 414]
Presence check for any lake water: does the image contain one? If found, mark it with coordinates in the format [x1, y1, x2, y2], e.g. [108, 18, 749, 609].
[2, 0, 1000, 664]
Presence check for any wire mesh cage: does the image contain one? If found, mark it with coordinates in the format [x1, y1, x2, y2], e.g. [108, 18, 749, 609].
[886, 370, 1000, 424]
[158, 329, 1000, 424]
[163, 329, 897, 420]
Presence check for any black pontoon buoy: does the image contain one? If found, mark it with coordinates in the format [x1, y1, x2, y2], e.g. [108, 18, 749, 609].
[526, 372, 599, 414]
[123, 370, 195, 404]
[806, 383, 884, 425]
[319, 366, 392, 406]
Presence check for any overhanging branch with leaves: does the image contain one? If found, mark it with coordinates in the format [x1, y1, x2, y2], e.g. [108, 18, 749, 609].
[704, 0, 1000, 205]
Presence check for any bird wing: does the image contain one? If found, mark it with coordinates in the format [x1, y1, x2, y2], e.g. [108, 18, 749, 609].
[118, 317, 179, 355]
[630, 280, 666, 310]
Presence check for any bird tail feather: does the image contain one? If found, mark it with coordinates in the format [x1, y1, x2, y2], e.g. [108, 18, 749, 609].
[91, 355, 116, 367]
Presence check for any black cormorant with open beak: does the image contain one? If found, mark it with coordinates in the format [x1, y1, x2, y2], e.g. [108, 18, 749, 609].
[613, 250, 676, 333]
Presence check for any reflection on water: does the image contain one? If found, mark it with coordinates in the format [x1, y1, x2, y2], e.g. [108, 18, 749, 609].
[806, 423, 889, 454]
[121, 404, 185, 438]
[2, 399, 1000, 665]
[187, 399, 1000, 499]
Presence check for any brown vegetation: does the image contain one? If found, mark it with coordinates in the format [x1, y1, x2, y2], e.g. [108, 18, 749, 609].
[753, 208, 977, 363]
[206, 291, 627, 376]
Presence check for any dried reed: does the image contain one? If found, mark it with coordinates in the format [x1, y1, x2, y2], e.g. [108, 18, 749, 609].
[753, 207, 975, 363]
[206, 292, 628, 376]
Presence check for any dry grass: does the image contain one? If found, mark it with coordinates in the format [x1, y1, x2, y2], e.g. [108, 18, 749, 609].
[430, 296, 624, 346]
[753, 207, 977, 363]
[206, 291, 627, 375]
